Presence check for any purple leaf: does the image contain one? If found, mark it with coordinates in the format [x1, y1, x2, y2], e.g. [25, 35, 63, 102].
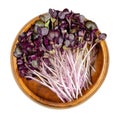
[98, 33, 107, 40]
[41, 27, 49, 36]
[49, 9, 58, 18]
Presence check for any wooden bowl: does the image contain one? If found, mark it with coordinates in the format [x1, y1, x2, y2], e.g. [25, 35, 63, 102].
[11, 15, 109, 108]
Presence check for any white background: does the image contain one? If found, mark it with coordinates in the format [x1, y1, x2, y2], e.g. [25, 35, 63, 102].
[0, 0, 119, 119]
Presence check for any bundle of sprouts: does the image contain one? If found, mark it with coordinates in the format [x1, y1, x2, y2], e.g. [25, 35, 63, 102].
[14, 8, 107, 102]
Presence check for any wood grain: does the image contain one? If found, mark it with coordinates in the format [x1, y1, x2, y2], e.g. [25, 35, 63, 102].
[10, 15, 109, 108]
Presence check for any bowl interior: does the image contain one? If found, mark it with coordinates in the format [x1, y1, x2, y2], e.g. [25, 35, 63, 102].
[11, 16, 109, 108]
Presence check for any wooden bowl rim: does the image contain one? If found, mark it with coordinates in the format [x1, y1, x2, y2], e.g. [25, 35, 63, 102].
[11, 15, 109, 108]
